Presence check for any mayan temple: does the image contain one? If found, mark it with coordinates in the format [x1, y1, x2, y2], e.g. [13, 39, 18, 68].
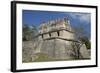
[22, 17, 90, 62]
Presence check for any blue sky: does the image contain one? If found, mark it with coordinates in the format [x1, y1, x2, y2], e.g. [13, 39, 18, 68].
[22, 10, 91, 38]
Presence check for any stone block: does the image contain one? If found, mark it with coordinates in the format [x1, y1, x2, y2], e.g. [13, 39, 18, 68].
[43, 34, 50, 39]
[51, 32, 58, 37]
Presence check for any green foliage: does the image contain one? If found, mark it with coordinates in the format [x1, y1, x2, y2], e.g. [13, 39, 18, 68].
[33, 53, 52, 62]
[23, 24, 37, 41]
[79, 36, 91, 49]
[73, 24, 91, 49]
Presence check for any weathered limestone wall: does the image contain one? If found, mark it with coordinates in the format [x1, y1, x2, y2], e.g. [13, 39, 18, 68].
[22, 41, 36, 62]
[35, 39, 76, 60]
[60, 30, 74, 40]
[23, 36, 90, 62]
[38, 36, 42, 40]
[43, 34, 50, 39]
[51, 32, 58, 37]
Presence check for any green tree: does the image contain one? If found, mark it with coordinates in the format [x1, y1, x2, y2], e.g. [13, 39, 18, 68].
[23, 24, 37, 41]
[79, 36, 91, 49]
[73, 24, 91, 49]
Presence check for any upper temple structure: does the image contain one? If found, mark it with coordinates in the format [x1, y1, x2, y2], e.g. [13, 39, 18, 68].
[38, 17, 75, 41]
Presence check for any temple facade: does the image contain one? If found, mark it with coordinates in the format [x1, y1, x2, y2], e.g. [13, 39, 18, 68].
[33, 17, 80, 60]
[38, 17, 75, 41]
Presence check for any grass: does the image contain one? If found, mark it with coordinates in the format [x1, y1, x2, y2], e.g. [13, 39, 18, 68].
[31, 53, 90, 62]
[32, 53, 52, 62]
[22, 52, 90, 63]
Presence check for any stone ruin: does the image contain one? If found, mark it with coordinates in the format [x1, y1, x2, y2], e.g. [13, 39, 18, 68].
[22, 17, 90, 62]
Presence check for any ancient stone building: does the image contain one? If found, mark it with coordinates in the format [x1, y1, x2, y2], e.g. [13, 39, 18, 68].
[34, 17, 80, 60]
[22, 17, 90, 62]
[38, 18, 74, 40]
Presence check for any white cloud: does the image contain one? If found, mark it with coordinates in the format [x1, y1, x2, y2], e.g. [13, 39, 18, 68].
[69, 13, 91, 24]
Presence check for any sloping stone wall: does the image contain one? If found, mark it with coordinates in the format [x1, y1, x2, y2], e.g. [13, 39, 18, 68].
[22, 38, 84, 62]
